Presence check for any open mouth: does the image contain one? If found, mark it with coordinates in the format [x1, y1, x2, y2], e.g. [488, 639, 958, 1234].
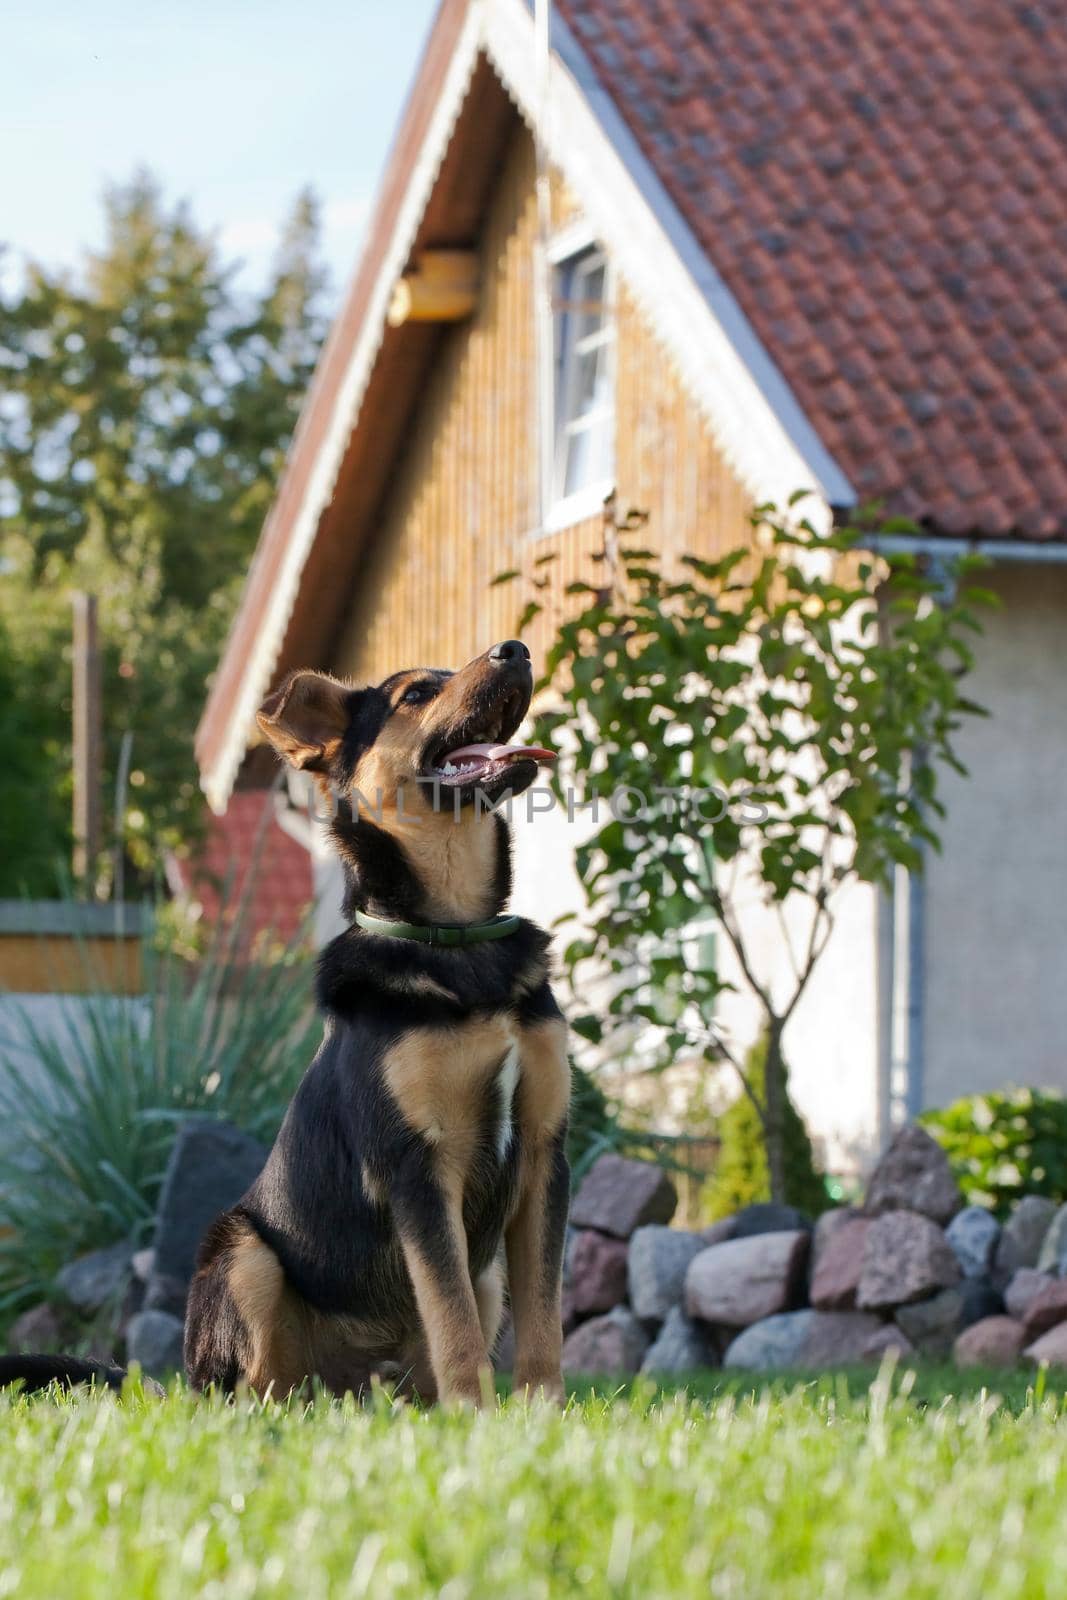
[421, 692, 556, 788]
[428, 740, 556, 787]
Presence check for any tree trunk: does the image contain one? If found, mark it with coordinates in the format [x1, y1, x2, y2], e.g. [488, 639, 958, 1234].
[763, 1019, 788, 1205]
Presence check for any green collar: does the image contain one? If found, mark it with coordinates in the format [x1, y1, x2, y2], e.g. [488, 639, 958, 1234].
[351, 909, 521, 947]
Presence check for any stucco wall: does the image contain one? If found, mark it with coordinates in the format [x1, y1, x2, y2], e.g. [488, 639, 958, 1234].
[922, 562, 1067, 1106]
[708, 873, 883, 1177]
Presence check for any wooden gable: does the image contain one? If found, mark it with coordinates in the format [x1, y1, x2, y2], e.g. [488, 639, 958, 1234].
[333, 126, 753, 683]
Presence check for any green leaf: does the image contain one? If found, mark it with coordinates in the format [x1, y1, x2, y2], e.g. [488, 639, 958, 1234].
[514, 600, 542, 633]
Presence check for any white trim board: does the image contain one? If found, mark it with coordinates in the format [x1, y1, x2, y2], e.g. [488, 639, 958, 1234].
[202, 4, 485, 812]
[203, 0, 855, 812]
[545, 217, 597, 264]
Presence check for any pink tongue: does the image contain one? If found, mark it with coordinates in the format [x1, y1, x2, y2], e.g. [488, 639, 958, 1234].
[444, 742, 556, 765]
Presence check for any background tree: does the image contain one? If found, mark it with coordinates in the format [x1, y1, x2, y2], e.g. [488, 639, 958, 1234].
[0, 172, 327, 895]
[519, 499, 991, 1203]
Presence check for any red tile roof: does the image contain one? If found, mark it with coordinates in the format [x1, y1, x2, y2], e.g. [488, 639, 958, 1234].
[174, 790, 313, 947]
[558, 0, 1067, 538]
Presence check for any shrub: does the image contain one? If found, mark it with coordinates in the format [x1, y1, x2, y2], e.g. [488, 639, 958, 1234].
[0, 904, 319, 1314]
[568, 1063, 619, 1182]
[703, 1033, 829, 1221]
[922, 1089, 1067, 1219]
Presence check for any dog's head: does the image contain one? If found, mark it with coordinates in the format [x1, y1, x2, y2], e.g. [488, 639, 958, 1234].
[256, 640, 554, 816]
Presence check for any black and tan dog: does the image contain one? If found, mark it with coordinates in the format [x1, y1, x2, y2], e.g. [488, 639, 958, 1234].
[1, 640, 570, 1405]
[180, 638, 571, 1404]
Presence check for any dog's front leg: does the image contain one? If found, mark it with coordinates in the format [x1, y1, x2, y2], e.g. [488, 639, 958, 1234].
[391, 1150, 489, 1405]
[507, 1013, 572, 1403]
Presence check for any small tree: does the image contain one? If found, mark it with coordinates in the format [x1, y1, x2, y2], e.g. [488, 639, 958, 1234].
[522, 499, 990, 1203]
[703, 1031, 829, 1220]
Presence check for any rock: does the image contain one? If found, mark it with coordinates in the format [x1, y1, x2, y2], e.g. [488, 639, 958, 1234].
[1024, 1322, 1067, 1368]
[686, 1231, 809, 1328]
[561, 1307, 650, 1375]
[895, 1287, 964, 1356]
[730, 1203, 812, 1239]
[152, 1118, 267, 1288]
[954, 1316, 1025, 1369]
[959, 1278, 1004, 1329]
[628, 1227, 707, 1323]
[569, 1230, 630, 1315]
[569, 1155, 676, 1239]
[1004, 1268, 1055, 1321]
[946, 1206, 1000, 1279]
[124, 1310, 185, 1378]
[1036, 1205, 1067, 1276]
[117, 1273, 146, 1339]
[990, 1240, 1019, 1292]
[856, 1210, 962, 1311]
[810, 1217, 871, 1310]
[561, 1226, 579, 1286]
[56, 1242, 135, 1313]
[561, 1287, 578, 1334]
[641, 1307, 719, 1373]
[724, 1311, 817, 1370]
[862, 1324, 915, 1361]
[724, 1308, 911, 1371]
[144, 1273, 189, 1319]
[131, 1248, 156, 1284]
[864, 1126, 962, 1225]
[1021, 1280, 1067, 1339]
[562, 1224, 590, 1277]
[700, 1218, 736, 1247]
[812, 1205, 862, 1261]
[6, 1302, 70, 1355]
[802, 1311, 896, 1366]
[995, 1196, 1056, 1280]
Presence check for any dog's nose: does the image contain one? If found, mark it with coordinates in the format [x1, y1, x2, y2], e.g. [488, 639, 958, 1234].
[489, 639, 531, 665]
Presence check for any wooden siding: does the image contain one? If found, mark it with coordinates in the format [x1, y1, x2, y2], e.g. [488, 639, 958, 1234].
[334, 127, 753, 683]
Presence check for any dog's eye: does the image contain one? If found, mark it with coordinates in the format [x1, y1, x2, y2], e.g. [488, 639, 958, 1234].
[401, 683, 434, 706]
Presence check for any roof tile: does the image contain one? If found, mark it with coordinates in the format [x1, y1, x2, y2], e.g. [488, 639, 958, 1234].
[559, 0, 1067, 538]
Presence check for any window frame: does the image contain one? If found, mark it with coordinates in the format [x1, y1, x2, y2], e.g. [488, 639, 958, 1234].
[542, 225, 616, 535]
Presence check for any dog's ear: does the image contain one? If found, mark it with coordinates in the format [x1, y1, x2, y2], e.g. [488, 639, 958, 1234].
[256, 671, 352, 771]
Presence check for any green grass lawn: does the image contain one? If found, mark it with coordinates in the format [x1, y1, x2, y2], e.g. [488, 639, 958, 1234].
[3, 1366, 1067, 1598]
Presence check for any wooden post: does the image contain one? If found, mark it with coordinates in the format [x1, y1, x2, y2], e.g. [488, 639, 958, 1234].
[71, 592, 102, 886]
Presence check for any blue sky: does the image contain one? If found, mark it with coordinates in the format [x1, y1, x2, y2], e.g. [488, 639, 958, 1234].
[2, 0, 439, 300]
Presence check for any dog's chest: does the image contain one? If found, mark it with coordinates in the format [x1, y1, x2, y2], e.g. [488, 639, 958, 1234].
[492, 1041, 521, 1160]
[381, 1014, 521, 1158]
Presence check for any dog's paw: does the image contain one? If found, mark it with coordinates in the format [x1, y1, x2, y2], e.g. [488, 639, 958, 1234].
[510, 1370, 565, 1406]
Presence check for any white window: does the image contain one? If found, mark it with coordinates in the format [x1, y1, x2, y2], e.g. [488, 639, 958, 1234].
[549, 239, 615, 528]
